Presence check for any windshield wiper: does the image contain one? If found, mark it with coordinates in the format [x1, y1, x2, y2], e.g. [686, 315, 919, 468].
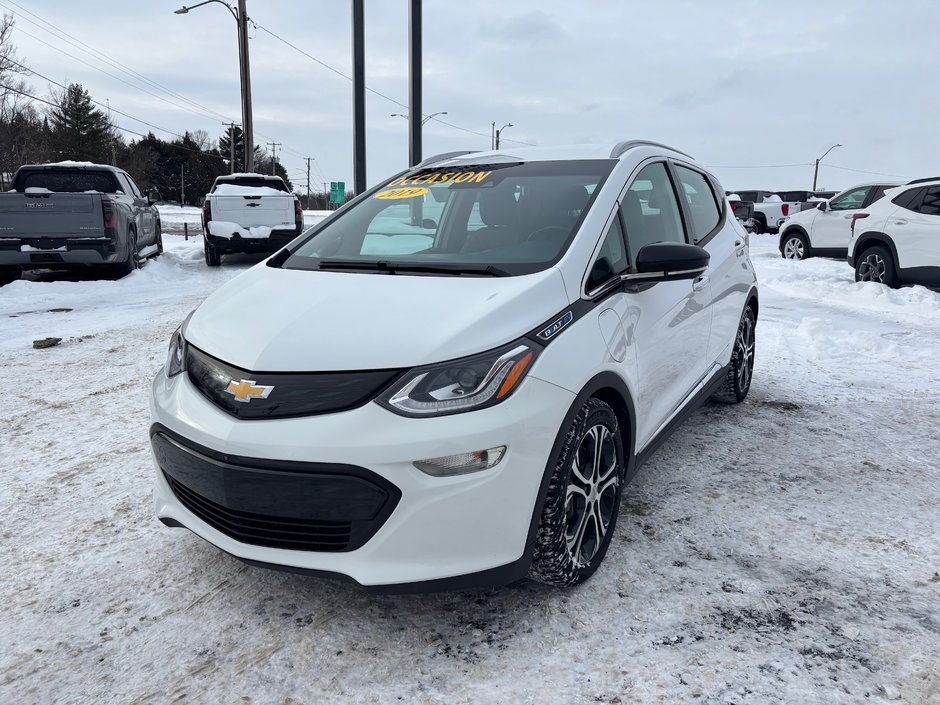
[316, 260, 509, 277]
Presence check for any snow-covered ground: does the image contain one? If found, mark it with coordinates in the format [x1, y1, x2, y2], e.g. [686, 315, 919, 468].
[1, 233, 938, 704]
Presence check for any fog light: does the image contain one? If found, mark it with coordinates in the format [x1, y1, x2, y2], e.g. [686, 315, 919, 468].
[413, 446, 506, 477]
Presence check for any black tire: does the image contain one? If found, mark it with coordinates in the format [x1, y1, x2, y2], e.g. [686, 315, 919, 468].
[0, 265, 21, 287]
[855, 245, 898, 287]
[529, 398, 625, 587]
[204, 237, 221, 267]
[155, 222, 164, 256]
[781, 231, 810, 260]
[113, 229, 140, 278]
[712, 305, 756, 404]
[752, 215, 767, 234]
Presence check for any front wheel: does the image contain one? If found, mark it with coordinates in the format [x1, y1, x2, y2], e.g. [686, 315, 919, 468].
[529, 398, 625, 587]
[855, 246, 898, 287]
[781, 232, 809, 260]
[712, 306, 756, 404]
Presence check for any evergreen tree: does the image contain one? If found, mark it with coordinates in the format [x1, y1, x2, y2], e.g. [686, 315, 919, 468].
[217, 124, 262, 174]
[48, 83, 114, 163]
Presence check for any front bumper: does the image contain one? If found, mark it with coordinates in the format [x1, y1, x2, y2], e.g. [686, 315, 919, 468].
[150, 368, 574, 590]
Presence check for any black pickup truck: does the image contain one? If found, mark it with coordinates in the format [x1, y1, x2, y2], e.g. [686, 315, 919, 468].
[0, 162, 162, 283]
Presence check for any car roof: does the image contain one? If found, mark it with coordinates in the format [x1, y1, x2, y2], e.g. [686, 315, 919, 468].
[421, 140, 694, 168]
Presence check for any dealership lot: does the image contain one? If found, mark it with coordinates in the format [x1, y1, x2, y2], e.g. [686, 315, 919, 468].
[1, 230, 938, 704]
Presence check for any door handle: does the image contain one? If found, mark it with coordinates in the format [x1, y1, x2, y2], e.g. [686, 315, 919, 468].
[843, 214, 854, 219]
[692, 275, 709, 292]
[892, 219, 907, 225]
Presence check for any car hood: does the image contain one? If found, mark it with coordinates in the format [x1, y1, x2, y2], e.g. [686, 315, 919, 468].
[184, 264, 570, 371]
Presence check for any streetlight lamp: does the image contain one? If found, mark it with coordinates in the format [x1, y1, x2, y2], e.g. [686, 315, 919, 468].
[390, 111, 448, 125]
[813, 143, 842, 191]
[495, 122, 513, 150]
[175, 0, 255, 172]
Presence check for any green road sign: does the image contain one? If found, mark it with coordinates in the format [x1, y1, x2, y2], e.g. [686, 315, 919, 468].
[330, 181, 346, 205]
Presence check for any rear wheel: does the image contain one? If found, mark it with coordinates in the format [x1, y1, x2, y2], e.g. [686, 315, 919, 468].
[529, 398, 625, 587]
[0, 265, 21, 287]
[855, 246, 898, 287]
[154, 222, 164, 256]
[712, 306, 756, 404]
[113, 229, 140, 278]
[204, 237, 221, 267]
[782, 232, 809, 260]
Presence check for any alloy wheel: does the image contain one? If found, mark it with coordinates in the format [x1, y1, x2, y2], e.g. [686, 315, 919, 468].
[736, 312, 755, 392]
[783, 237, 804, 259]
[564, 424, 619, 567]
[858, 253, 886, 283]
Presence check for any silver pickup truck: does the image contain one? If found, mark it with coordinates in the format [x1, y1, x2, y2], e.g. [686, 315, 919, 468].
[0, 162, 162, 283]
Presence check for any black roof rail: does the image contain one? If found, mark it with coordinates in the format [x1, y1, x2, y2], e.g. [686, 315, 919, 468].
[610, 140, 693, 159]
[417, 150, 480, 168]
[905, 176, 940, 185]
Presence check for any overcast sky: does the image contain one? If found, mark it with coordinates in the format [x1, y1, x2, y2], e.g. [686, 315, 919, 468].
[5, 0, 939, 193]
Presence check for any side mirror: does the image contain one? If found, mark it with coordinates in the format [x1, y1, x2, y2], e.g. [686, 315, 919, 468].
[622, 242, 710, 284]
[817, 201, 828, 212]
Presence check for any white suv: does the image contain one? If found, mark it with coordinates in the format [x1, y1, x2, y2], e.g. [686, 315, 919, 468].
[150, 141, 759, 592]
[848, 178, 940, 287]
[778, 182, 900, 260]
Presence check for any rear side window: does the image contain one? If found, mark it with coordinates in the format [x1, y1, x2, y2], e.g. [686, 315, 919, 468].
[867, 185, 890, 204]
[675, 165, 721, 242]
[914, 187, 940, 216]
[893, 187, 923, 210]
[620, 162, 687, 262]
[17, 170, 119, 193]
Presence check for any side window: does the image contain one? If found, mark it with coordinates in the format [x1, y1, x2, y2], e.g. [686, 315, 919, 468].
[867, 185, 889, 204]
[674, 165, 721, 241]
[914, 187, 940, 216]
[586, 214, 628, 292]
[112, 173, 131, 195]
[828, 187, 869, 211]
[620, 162, 686, 263]
[124, 174, 143, 199]
[893, 187, 923, 210]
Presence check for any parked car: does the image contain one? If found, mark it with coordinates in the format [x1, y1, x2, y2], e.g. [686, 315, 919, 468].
[201, 173, 303, 266]
[0, 162, 161, 284]
[727, 193, 757, 232]
[777, 182, 900, 260]
[727, 190, 796, 233]
[151, 140, 759, 592]
[848, 177, 940, 287]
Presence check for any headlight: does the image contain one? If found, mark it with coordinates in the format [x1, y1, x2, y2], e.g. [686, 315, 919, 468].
[377, 341, 539, 417]
[164, 328, 185, 378]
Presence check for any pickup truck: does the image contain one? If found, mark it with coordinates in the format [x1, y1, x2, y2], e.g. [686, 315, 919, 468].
[201, 174, 303, 266]
[727, 190, 800, 234]
[0, 162, 161, 284]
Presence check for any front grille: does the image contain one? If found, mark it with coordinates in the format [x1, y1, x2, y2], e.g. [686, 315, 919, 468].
[185, 344, 403, 420]
[152, 427, 400, 552]
[166, 473, 353, 551]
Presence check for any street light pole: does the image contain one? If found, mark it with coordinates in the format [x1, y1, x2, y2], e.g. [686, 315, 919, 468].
[495, 122, 513, 150]
[408, 0, 422, 168]
[175, 1, 254, 172]
[813, 143, 842, 191]
[390, 111, 447, 125]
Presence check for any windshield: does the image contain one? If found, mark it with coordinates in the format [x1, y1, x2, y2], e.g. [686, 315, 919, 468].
[283, 159, 615, 276]
[213, 177, 288, 192]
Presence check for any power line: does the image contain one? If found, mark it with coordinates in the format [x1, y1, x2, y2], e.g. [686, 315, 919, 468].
[825, 164, 912, 179]
[250, 20, 536, 147]
[705, 163, 814, 169]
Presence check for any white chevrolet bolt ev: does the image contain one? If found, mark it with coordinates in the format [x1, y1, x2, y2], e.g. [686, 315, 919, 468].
[151, 141, 759, 592]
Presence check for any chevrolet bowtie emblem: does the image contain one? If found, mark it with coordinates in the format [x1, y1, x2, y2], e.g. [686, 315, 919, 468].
[224, 379, 274, 403]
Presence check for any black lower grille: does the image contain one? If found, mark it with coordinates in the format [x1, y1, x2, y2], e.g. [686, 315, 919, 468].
[152, 426, 400, 552]
[166, 474, 353, 551]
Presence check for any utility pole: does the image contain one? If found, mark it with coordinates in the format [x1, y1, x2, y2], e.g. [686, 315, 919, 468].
[267, 141, 281, 175]
[224, 122, 236, 173]
[323, 181, 328, 210]
[180, 164, 185, 205]
[491, 122, 495, 150]
[495, 122, 513, 150]
[305, 157, 312, 209]
[352, 0, 366, 194]
[237, 0, 254, 172]
[408, 0, 422, 167]
[813, 143, 843, 191]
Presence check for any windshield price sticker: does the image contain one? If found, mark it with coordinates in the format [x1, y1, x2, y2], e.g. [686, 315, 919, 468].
[374, 187, 430, 200]
[385, 170, 493, 188]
